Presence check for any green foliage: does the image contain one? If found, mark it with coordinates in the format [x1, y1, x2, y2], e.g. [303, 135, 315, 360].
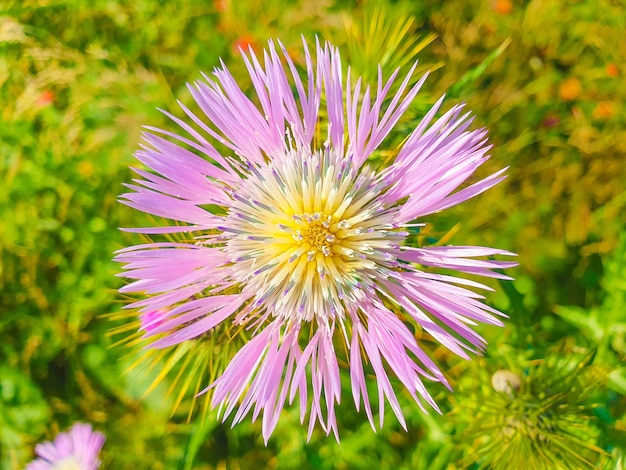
[0, 368, 50, 467]
[555, 233, 626, 367]
[1, 0, 625, 468]
[336, 2, 442, 85]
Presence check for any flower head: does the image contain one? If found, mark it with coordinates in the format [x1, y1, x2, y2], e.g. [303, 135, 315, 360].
[116, 38, 516, 441]
[27, 423, 105, 470]
[454, 349, 607, 469]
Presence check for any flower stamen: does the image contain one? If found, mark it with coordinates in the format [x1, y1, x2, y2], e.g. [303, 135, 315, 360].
[225, 148, 404, 323]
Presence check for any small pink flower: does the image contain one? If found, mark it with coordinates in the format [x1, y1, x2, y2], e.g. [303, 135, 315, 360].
[27, 423, 105, 470]
[116, 38, 516, 441]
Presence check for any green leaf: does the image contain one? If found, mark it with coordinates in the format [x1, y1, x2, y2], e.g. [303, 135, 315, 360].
[447, 38, 512, 99]
[607, 368, 626, 395]
[554, 305, 604, 343]
[183, 417, 219, 470]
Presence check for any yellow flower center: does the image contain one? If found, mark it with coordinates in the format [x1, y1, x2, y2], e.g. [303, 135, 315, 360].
[224, 148, 404, 323]
[292, 212, 336, 258]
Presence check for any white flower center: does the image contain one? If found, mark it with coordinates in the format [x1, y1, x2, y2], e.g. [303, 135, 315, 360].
[52, 456, 84, 470]
[224, 148, 405, 323]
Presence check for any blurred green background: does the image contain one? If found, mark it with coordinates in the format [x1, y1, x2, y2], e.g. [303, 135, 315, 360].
[1, 0, 625, 468]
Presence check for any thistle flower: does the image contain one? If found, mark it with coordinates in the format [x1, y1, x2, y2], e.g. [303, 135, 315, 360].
[454, 349, 608, 469]
[116, 38, 516, 441]
[27, 423, 105, 470]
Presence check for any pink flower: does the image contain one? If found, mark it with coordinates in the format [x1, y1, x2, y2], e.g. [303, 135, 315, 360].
[27, 423, 105, 470]
[116, 39, 516, 442]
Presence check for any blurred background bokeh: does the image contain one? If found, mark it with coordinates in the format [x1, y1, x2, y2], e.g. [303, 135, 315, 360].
[1, 0, 625, 468]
